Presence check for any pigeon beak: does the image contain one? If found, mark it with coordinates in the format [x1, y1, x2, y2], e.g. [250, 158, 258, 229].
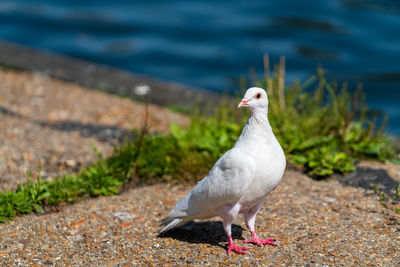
[238, 99, 251, 108]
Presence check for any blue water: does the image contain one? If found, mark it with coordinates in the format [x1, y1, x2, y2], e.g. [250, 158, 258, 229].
[0, 0, 399, 134]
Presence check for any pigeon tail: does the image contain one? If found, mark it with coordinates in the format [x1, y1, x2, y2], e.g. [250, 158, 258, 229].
[159, 218, 184, 234]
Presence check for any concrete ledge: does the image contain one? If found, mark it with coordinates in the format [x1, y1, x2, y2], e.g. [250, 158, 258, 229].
[0, 39, 222, 109]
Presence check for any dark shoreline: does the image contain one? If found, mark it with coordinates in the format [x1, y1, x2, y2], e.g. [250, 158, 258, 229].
[0, 39, 221, 109]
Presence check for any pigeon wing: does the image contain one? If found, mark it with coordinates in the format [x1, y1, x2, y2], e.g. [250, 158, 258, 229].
[160, 148, 255, 233]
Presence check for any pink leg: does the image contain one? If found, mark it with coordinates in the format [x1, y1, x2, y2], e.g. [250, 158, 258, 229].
[243, 231, 278, 247]
[218, 203, 249, 255]
[226, 235, 249, 255]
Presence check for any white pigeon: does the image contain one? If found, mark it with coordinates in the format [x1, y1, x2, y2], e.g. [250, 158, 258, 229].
[160, 87, 286, 255]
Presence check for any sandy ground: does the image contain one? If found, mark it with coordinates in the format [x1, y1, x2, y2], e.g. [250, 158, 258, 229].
[0, 169, 399, 266]
[0, 68, 188, 192]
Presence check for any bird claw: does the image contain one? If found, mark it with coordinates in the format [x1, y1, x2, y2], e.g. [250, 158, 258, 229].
[243, 237, 278, 247]
[226, 243, 249, 255]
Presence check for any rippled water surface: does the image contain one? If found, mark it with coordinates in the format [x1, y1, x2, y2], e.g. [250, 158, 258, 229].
[0, 0, 399, 134]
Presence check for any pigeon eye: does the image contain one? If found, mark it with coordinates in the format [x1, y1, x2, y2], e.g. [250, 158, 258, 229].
[255, 93, 261, 99]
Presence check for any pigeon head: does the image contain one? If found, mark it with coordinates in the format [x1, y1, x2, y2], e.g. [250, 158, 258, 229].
[237, 87, 268, 112]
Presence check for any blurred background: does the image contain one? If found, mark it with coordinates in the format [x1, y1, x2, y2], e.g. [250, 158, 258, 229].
[0, 0, 399, 134]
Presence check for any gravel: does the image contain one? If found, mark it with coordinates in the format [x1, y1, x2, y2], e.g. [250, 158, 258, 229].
[0, 68, 399, 265]
[1, 170, 399, 266]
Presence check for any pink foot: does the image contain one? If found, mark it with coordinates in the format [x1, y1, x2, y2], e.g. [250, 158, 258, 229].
[226, 235, 249, 255]
[243, 231, 278, 247]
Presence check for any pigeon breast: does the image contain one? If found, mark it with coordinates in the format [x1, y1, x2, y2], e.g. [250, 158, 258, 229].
[234, 112, 286, 208]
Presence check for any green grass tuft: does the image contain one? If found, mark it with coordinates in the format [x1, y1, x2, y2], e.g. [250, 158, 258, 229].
[128, 66, 397, 181]
[1, 63, 398, 222]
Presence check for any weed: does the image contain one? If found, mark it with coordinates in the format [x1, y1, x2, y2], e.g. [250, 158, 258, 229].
[374, 184, 400, 214]
[374, 184, 387, 206]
